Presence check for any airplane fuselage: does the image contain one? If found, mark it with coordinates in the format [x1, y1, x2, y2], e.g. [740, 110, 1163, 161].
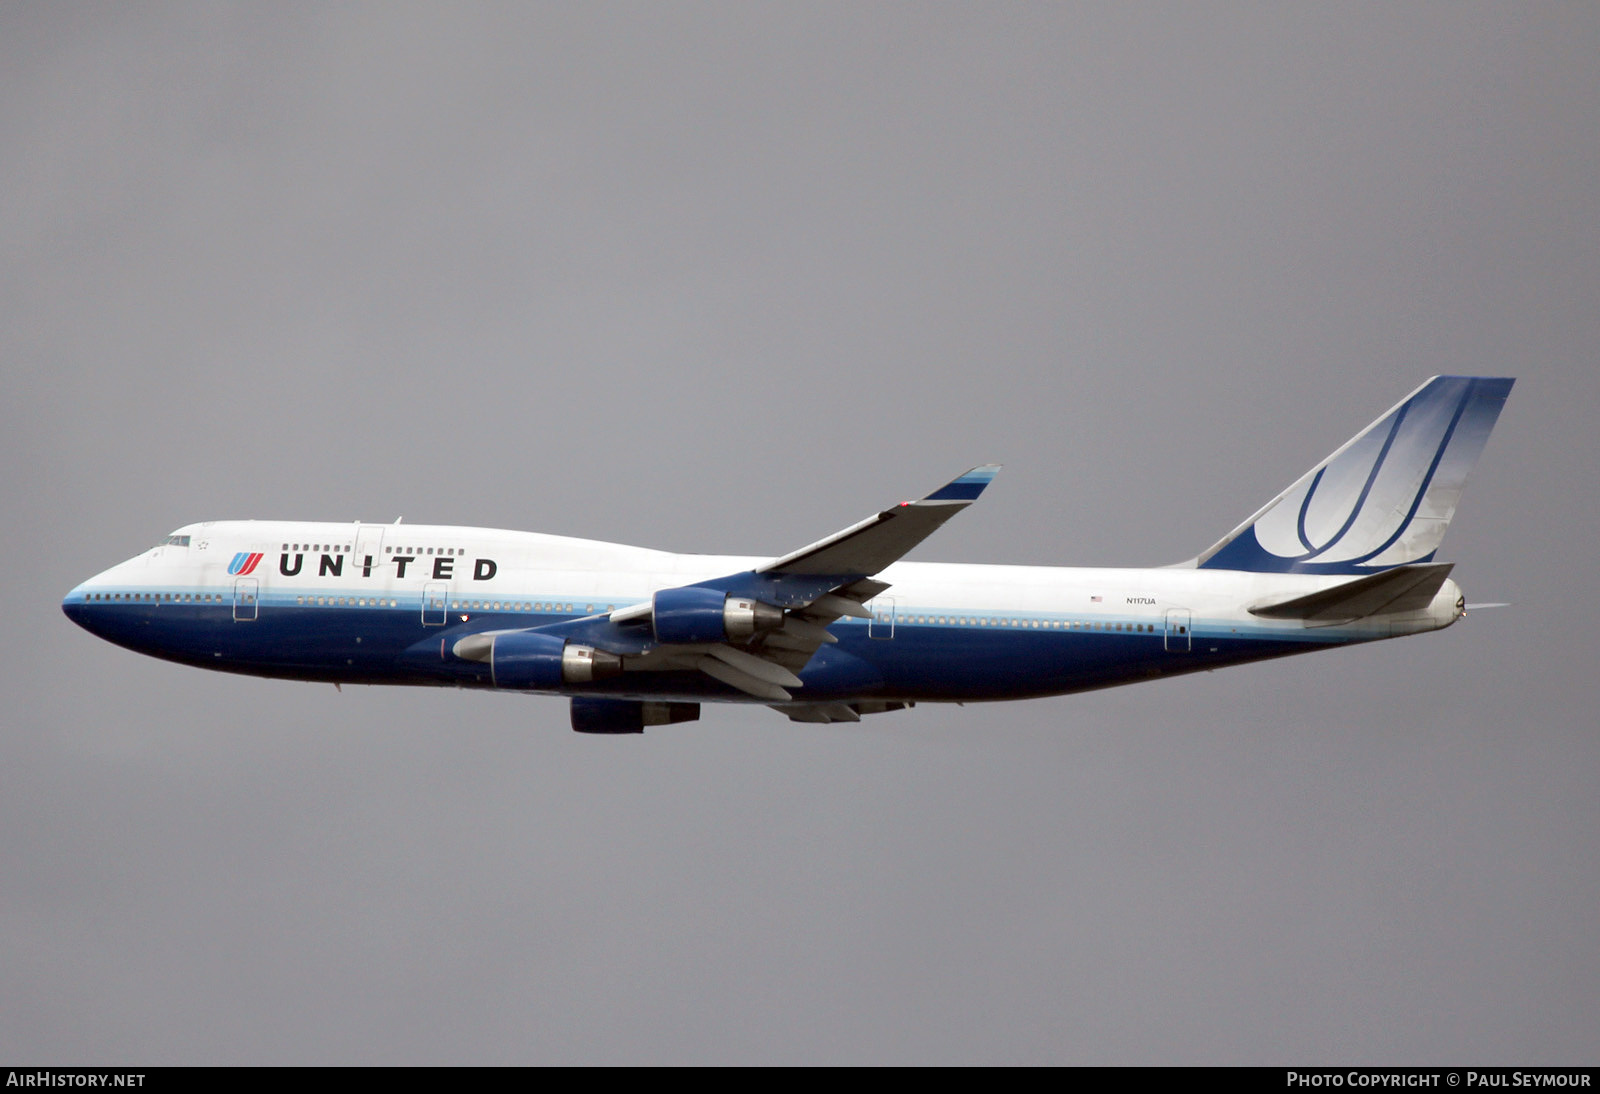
[61, 378, 1510, 729]
[62, 519, 1463, 707]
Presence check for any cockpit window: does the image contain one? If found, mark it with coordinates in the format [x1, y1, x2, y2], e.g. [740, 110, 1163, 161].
[163, 535, 191, 547]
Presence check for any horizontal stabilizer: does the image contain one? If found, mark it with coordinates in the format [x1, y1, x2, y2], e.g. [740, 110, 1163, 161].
[1249, 562, 1455, 623]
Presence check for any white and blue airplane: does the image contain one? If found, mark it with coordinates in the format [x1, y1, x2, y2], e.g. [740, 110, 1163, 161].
[63, 376, 1512, 733]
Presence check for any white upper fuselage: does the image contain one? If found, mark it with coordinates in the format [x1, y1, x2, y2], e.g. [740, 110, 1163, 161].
[73, 518, 1463, 660]
[59, 378, 1505, 725]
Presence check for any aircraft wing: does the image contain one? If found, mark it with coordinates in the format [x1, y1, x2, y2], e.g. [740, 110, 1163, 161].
[570, 466, 1001, 700]
[758, 464, 1001, 577]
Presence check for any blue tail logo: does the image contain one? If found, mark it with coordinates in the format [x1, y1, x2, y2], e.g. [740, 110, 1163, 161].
[1195, 376, 1514, 575]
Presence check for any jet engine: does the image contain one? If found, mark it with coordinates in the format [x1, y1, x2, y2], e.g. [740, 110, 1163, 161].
[452, 630, 622, 689]
[651, 587, 783, 644]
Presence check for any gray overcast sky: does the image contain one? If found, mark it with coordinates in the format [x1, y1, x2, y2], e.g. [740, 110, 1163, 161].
[3, 2, 1597, 1064]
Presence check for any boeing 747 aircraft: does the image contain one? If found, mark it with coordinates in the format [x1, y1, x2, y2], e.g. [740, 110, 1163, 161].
[63, 376, 1512, 733]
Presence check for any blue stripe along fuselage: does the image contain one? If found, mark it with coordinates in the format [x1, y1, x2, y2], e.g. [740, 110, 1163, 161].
[60, 593, 1337, 703]
[61, 380, 1506, 719]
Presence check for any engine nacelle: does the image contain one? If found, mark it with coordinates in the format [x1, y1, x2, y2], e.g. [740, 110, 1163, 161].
[454, 630, 622, 689]
[570, 698, 700, 735]
[652, 587, 783, 644]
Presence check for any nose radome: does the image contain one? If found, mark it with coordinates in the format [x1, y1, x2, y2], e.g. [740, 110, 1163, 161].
[62, 557, 137, 633]
[61, 580, 99, 633]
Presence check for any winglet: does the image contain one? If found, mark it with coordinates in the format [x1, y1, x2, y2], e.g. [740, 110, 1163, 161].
[758, 465, 1002, 577]
[922, 464, 1002, 503]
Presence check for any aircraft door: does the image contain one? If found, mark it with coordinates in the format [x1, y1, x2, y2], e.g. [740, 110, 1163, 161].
[1164, 608, 1191, 652]
[867, 596, 896, 639]
[353, 524, 385, 580]
[233, 578, 259, 622]
[421, 582, 448, 626]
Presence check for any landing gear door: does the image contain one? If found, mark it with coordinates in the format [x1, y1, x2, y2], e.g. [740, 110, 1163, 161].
[233, 578, 259, 622]
[1164, 608, 1191, 652]
[422, 582, 448, 626]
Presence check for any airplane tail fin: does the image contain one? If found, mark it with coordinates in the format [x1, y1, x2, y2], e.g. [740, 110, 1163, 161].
[1189, 376, 1514, 575]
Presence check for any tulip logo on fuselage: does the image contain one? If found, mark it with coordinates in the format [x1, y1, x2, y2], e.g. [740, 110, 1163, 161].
[227, 552, 263, 576]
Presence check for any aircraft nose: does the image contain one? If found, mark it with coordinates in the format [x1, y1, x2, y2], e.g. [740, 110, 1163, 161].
[62, 560, 128, 636]
[62, 583, 96, 633]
